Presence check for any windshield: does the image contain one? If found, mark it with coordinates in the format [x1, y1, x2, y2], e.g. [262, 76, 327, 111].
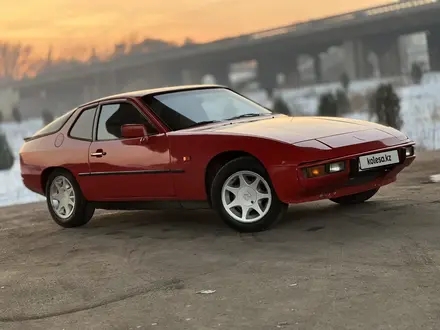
[142, 88, 272, 131]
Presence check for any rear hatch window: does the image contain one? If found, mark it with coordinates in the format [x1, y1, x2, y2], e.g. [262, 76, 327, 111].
[27, 109, 76, 141]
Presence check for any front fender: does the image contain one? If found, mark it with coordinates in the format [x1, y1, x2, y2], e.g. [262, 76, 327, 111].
[169, 134, 302, 201]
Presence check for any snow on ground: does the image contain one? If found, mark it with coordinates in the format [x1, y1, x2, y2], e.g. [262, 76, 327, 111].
[398, 83, 440, 150]
[0, 119, 45, 207]
[245, 75, 440, 149]
[1, 74, 440, 207]
[245, 77, 401, 116]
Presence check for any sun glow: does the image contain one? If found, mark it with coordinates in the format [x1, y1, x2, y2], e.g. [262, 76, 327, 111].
[2, 0, 391, 58]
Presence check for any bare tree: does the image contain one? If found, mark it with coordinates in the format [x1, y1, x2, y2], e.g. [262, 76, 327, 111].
[183, 37, 196, 46]
[0, 42, 37, 80]
[89, 48, 99, 63]
[130, 38, 176, 54]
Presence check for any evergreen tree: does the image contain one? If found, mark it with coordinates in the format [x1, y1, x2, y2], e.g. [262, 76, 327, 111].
[372, 83, 403, 130]
[0, 133, 14, 171]
[335, 89, 351, 114]
[272, 97, 290, 115]
[318, 92, 338, 117]
[410, 62, 423, 84]
[367, 91, 376, 120]
[340, 72, 350, 91]
[12, 106, 21, 123]
[42, 109, 54, 125]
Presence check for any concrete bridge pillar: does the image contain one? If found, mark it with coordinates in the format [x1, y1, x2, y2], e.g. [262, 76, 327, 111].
[181, 61, 231, 86]
[182, 68, 205, 85]
[207, 63, 231, 86]
[257, 52, 301, 92]
[257, 57, 279, 96]
[114, 65, 179, 92]
[364, 35, 402, 77]
[427, 26, 440, 72]
[312, 53, 323, 83]
[280, 55, 300, 86]
[343, 40, 371, 80]
[163, 69, 184, 87]
[17, 87, 46, 119]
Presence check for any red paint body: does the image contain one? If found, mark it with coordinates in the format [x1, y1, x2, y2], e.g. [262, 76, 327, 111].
[19, 86, 415, 207]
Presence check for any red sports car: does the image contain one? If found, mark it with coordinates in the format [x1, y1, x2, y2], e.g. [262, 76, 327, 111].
[20, 85, 415, 232]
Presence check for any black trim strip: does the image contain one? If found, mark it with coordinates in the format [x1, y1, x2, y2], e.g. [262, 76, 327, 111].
[68, 106, 98, 142]
[78, 169, 184, 177]
[92, 200, 210, 211]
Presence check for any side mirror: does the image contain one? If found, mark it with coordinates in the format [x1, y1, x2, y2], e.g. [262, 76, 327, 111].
[121, 124, 147, 139]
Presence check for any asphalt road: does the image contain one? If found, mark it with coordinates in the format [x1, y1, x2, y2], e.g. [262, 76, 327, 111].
[1, 151, 440, 330]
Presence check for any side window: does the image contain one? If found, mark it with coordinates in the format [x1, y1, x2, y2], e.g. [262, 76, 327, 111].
[97, 102, 158, 141]
[69, 107, 96, 140]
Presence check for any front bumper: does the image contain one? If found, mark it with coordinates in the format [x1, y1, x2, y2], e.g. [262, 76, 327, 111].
[272, 144, 415, 204]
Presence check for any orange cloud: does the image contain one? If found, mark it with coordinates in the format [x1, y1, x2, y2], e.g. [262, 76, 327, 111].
[2, 0, 392, 58]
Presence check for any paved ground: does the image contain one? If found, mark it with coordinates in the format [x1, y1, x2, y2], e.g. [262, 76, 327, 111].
[1, 151, 440, 330]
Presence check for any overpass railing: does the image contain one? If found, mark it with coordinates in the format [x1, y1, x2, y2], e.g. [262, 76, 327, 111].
[248, 0, 438, 40]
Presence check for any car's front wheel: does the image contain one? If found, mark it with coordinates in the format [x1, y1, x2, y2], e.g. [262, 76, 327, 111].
[329, 188, 379, 205]
[211, 157, 288, 232]
[45, 169, 95, 228]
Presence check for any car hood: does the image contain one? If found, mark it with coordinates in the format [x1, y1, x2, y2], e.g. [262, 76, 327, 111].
[197, 116, 407, 146]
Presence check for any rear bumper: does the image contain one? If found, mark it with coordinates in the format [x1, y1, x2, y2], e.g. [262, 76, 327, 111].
[271, 144, 415, 204]
[20, 155, 45, 196]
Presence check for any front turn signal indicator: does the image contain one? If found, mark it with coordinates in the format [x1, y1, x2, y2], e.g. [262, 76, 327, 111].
[305, 165, 326, 178]
[304, 161, 346, 178]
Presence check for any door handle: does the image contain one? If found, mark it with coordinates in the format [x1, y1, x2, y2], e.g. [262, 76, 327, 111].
[91, 150, 107, 157]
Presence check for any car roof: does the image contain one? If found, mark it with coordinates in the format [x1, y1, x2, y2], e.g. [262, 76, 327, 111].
[80, 84, 225, 107]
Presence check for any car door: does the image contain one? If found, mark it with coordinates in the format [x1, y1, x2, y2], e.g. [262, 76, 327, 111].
[67, 105, 98, 201]
[85, 99, 174, 201]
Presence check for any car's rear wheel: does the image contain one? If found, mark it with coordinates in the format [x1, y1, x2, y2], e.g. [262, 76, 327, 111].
[45, 169, 95, 228]
[329, 188, 379, 205]
[211, 157, 288, 232]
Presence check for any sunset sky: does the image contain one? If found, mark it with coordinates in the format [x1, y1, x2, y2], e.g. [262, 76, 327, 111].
[3, 0, 394, 58]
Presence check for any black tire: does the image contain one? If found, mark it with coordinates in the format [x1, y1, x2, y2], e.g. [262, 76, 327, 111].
[329, 188, 379, 205]
[45, 169, 95, 228]
[211, 156, 288, 232]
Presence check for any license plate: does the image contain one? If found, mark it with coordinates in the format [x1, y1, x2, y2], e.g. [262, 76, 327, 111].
[358, 150, 399, 171]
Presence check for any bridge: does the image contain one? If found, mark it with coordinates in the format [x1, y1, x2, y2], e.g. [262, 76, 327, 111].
[9, 0, 440, 117]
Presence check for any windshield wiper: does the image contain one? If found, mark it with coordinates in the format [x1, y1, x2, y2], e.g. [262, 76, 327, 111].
[185, 113, 265, 129]
[225, 113, 264, 121]
[185, 120, 220, 128]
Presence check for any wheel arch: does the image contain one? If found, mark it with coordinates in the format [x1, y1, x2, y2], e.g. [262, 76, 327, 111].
[41, 166, 75, 193]
[204, 150, 266, 205]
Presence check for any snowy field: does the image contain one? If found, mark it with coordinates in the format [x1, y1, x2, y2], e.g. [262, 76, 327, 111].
[1, 75, 440, 207]
[0, 119, 46, 207]
[247, 74, 440, 149]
